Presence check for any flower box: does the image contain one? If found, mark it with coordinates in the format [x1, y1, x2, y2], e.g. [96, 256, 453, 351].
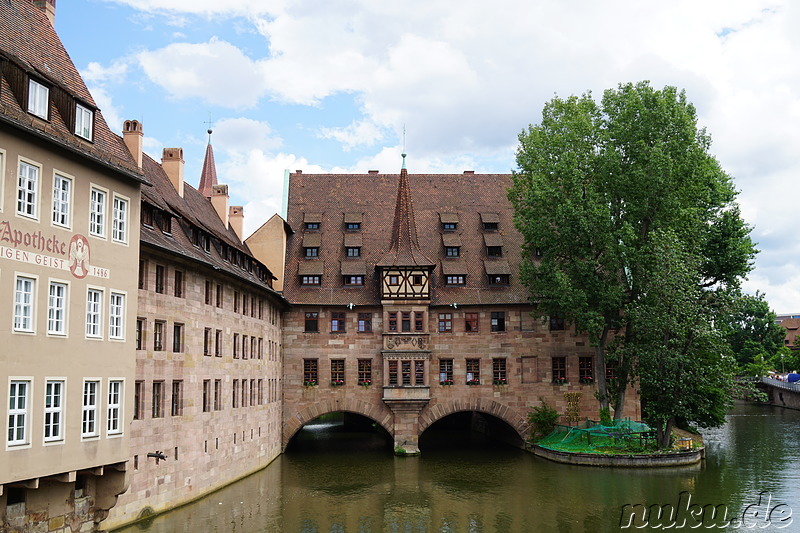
[303, 380, 317, 387]
[439, 379, 454, 386]
[552, 377, 568, 385]
[493, 378, 508, 385]
[579, 377, 594, 385]
[466, 380, 481, 386]
[358, 380, 371, 387]
[330, 380, 345, 387]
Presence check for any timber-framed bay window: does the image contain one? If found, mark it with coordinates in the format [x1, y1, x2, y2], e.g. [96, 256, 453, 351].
[387, 359, 426, 386]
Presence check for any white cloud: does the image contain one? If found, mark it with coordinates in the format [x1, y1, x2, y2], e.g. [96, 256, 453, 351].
[82, 61, 128, 84]
[318, 119, 385, 150]
[101, 0, 284, 17]
[88, 86, 124, 134]
[213, 117, 283, 153]
[137, 38, 268, 108]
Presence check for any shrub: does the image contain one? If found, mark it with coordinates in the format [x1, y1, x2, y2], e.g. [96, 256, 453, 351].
[528, 399, 559, 441]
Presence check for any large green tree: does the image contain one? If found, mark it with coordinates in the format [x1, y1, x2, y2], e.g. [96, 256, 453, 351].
[509, 82, 756, 433]
[720, 291, 786, 371]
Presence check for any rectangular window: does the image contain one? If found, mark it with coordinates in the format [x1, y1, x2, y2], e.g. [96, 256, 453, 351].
[134, 381, 143, 420]
[258, 337, 264, 359]
[487, 246, 503, 257]
[606, 361, 618, 381]
[172, 323, 183, 352]
[552, 357, 567, 383]
[89, 187, 106, 237]
[81, 380, 99, 437]
[204, 280, 212, 305]
[490, 311, 505, 332]
[483, 222, 498, 231]
[85, 288, 103, 338]
[388, 312, 397, 332]
[412, 275, 423, 286]
[305, 312, 319, 332]
[107, 380, 123, 435]
[14, 276, 36, 333]
[305, 222, 319, 230]
[303, 359, 318, 386]
[242, 334, 249, 359]
[579, 357, 594, 383]
[216, 284, 223, 308]
[215, 329, 222, 357]
[344, 275, 364, 285]
[346, 247, 360, 257]
[109, 292, 125, 340]
[550, 315, 566, 331]
[204, 328, 212, 356]
[155, 265, 165, 293]
[331, 359, 345, 386]
[44, 380, 64, 442]
[233, 333, 240, 358]
[28, 78, 49, 118]
[174, 270, 184, 298]
[301, 275, 321, 285]
[331, 312, 346, 332]
[47, 281, 67, 335]
[358, 359, 372, 385]
[241, 379, 248, 408]
[234, 291, 240, 312]
[154, 321, 164, 351]
[346, 222, 361, 231]
[493, 359, 507, 385]
[17, 161, 39, 218]
[112, 196, 128, 243]
[488, 274, 510, 286]
[166, 380, 181, 416]
[358, 313, 372, 332]
[202, 380, 211, 413]
[465, 313, 479, 332]
[388, 275, 400, 285]
[445, 275, 465, 286]
[139, 260, 147, 289]
[388, 360, 398, 385]
[401, 360, 412, 385]
[8, 381, 30, 445]
[251, 336, 256, 359]
[415, 360, 425, 385]
[52, 174, 71, 228]
[214, 380, 222, 411]
[442, 222, 457, 231]
[402, 312, 411, 332]
[415, 312, 424, 332]
[439, 360, 453, 385]
[466, 359, 481, 384]
[445, 246, 460, 257]
[250, 379, 256, 406]
[232, 379, 239, 408]
[75, 103, 93, 140]
[258, 379, 264, 405]
[152, 381, 163, 418]
[438, 313, 453, 333]
[305, 247, 319, 257]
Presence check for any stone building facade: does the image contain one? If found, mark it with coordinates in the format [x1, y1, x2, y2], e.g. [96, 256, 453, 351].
[102, 129, 286, 529]
[274, 162, 640, 454]
[0, 1, 146, 531]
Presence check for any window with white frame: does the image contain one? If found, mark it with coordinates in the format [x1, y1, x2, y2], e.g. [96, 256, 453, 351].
[27, 78, 49, 119]
[86, 288, 103, 338]
[112, 196, 128, 243]
[52, 174, 71, 227]
[107, 380, 122, 435]
[44, 380, 64, 442]
[14, 276, 35, 332]
[89, 187, 106, 237]
[17, 161, 39, 218]
[81, 380, 99, 437]
[109, 292, 125, 339]
[47, 281, 67, 335]
[75, 103, 93, 140]
[8, 380, 30, 445]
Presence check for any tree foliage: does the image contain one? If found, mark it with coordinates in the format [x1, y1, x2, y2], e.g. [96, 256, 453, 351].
[509, 81, 757, 445]
[719, 291, 786, 371]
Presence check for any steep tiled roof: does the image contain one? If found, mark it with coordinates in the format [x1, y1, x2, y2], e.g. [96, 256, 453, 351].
[0, 0, 145, 185]
[197, 141, 218, 198]
[284, 171, 530, 306]
[139, 151, 281, 294]
[377, 168, 434, 268]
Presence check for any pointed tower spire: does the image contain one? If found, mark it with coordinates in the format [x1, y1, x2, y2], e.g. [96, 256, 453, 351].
[378, 154, 434, 267]
[198, 128, 218, 198]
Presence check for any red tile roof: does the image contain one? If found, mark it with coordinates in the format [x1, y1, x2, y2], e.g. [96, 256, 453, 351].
[198, 141, 218, 198]
[284, 170, 530, 306]
[0, 0, 145, 185]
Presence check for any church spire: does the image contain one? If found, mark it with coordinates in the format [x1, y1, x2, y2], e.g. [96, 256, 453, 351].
[198, 128, 218, 198]
[378, 154, 434, 267]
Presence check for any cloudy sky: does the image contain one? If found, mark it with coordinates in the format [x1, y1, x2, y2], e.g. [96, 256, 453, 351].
[56, 0, 798, 312]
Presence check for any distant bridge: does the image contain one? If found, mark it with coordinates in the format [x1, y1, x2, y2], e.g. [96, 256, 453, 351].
[757, 377, 800, 410]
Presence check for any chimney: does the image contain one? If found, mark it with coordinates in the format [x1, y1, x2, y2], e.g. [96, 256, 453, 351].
[368, 170, 379, 174]
[32, 0, 55, 25]
[161, 148, 185, 198]
[122, 120, 143, 168]
[211, 184, 229, 228]
[229, 206, 244, 241]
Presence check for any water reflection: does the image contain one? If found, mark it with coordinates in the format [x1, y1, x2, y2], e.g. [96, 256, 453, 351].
[114, 403, 800, 533]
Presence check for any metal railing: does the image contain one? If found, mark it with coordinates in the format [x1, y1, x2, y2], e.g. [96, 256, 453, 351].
[760, 376, 800, 392]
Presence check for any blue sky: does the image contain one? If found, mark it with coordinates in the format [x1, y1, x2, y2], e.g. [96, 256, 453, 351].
[53, 0, 799, 312]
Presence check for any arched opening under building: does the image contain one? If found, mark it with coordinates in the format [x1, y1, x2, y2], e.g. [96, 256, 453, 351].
[419, 411, 525, 451]
[285, 412, 393, 454]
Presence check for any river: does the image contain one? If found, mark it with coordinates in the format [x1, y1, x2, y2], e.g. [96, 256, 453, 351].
[114, 403, 799, 532]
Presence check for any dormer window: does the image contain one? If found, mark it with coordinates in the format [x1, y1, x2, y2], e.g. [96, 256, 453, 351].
[346, 222, 361, 231]
[344, 213, 362, 231]
[443, 222, 457, 231]
[305, 247, 319, 258]
[487, 246, 503, 257]
[445, 246, 460, 257]
[480, 212, 500, 232]
[75, 103, 94, 141]
[28, 79, 49, 119]
[483, 222, 498, 231]
[489, 274, 510, 286]
[305, 222, 319, 230]
[344, 275, 363, 286]
[440, 213, 458, 231]
[346, 247, 360, 257]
